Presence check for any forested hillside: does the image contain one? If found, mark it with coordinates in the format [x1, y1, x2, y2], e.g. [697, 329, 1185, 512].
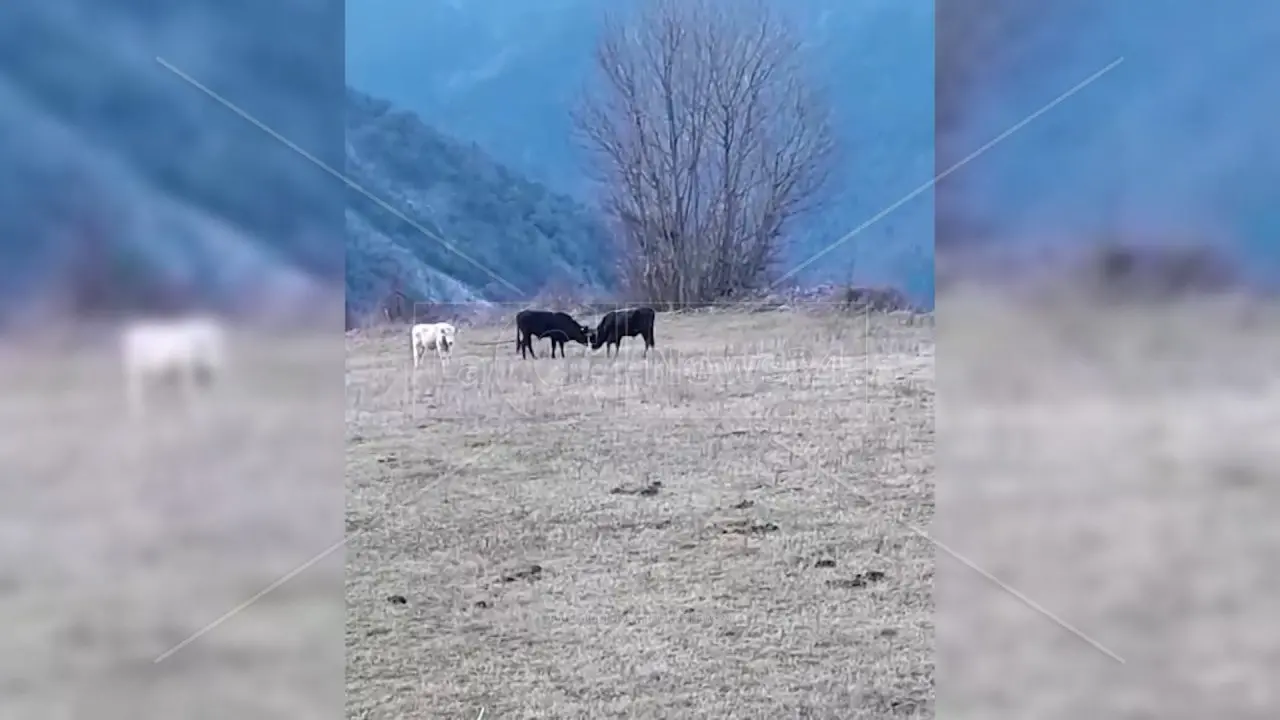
[344, 88, 613, 314]
[0, 0, 343, 318]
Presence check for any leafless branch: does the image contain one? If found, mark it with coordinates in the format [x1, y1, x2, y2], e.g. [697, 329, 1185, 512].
[575, 0, 837, 307]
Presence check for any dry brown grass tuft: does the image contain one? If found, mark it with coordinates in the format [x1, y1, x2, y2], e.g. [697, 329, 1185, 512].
[346, 306, 935, 718]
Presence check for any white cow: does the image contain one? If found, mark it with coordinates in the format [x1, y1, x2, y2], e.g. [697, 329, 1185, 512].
[120, 315, 227, 415]
[411, 322, 456, 368]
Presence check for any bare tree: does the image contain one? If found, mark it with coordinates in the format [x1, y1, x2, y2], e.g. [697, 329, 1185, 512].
[574, 0, 836, 307]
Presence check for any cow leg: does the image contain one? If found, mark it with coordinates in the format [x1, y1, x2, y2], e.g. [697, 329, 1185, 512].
[528, 335, 537, 359]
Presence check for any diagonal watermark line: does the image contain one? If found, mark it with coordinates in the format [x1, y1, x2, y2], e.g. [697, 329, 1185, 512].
[153, 535, 348, 663]
[153, 436, 511, 663]
[154, 56, 525, 298]
[908, 525, 1127, 664]
[772, 56, 1126, 290]
[774, 438, 1126, 664]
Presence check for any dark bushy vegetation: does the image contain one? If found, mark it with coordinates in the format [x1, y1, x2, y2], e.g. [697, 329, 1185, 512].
[1082, 241, 1240, 300]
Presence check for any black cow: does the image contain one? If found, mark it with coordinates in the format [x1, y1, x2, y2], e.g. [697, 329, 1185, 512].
[591, 306, 656, 357]
[515, 309, 592, 359]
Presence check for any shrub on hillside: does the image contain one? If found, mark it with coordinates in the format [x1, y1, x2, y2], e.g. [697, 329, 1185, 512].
[838, 285, 918, 313]
[1083, 241, 1240, 300]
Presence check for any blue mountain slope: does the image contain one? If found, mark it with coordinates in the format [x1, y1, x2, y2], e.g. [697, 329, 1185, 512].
[345, 0, 934, 304]
[344, 88, 614, 311]
[948, 0, 1280, 286]
[0, 0, 344, 315]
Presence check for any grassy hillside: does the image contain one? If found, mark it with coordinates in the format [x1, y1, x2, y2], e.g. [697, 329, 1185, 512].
[347, 309, 934, 716]
[344, 88, 614, 312]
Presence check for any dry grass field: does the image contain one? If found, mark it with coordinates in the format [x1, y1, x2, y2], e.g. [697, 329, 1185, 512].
[346, 307, 935, 718]
[939, 289, 1280, 718]
[0, 326, 345, 719]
